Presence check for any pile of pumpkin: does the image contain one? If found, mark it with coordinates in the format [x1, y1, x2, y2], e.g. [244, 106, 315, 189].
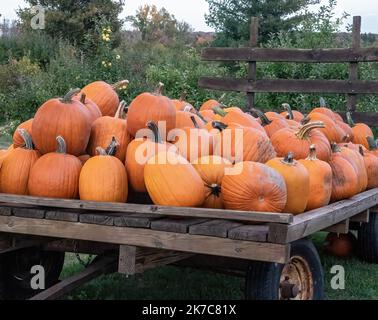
[1, 80, 378, 216]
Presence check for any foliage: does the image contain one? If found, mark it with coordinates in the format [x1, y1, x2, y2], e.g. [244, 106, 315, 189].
[205, 0, 320, 46]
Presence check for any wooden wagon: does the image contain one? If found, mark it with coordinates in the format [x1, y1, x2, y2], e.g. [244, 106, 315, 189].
[1, 16, 378, 300]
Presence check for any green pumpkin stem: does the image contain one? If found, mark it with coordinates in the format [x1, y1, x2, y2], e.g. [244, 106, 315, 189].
[282, 103, 293, 120]
[212, 121, 228, 131]
[213, 106, 227, 117]
[111, 80, 129, 91]
[295, 121, 325, 140]
[105, 137, 119, 156]
[61, 88, 81, 103]
[283, 152, 295, 164]
[218, 93, 226, 103]
[300, 114, 310, 125]
[56, 136, 67, 154]
[154, 82, 165, 95]
[190, 116, 200, 129]
[346, 112, 356, 127]
[95, 147, 107, 156]
[206, 183, 221, 197]
[115, 100, 127, 119]
[367, 136, 378, 150]
[18, 129, 34, 150]
[331, 142, 341, 153]
[251, 108, 271, 126]
[147, 121, 163, 144]
[306, 144, 318, 160]
[319, 97, 327, 107]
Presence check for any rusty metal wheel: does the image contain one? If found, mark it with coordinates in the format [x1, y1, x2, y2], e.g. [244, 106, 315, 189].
[245, 239, 324, 300]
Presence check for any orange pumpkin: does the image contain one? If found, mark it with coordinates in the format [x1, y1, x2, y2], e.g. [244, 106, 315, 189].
[271, 121, 331, 162]
[32, 88, 91, 156]
[172, 92, 194, 111]
[127, 83, 176, 140]
[28, 136, 82, 199]
[87, 101, 130, 162]
[266, 152, 310, 214]
[74, 92, 102, 124]
[212, 122, 276, 164]
[78, 154, 90, 165]
[265, 111, 286, 121]
[81, 80, 129, 116]
[79, 140, 128, 203]
[200, 110, 216, 122]
[192, 155, 232, 209]
[359, 146, 378, 189]
[298, 145, 332, 211]
[280, 103, 304, 122]
[126, 122, 176, 193]
[221, 161, 287, 212]
[346, 112, 373, 148]
[367, 136, 378, 157]
[144, 151, 205, 207]
[0, 129, 40, 195]
[325, 232, 356, 258]
[13, 118, 33, 148]
[308, 112, 345, 143]
[199, 94, 225, 111]
[252, 108, 289, 138]
[175, 108, 205, 129]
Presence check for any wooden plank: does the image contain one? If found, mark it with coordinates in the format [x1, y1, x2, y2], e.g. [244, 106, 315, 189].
[45, 211, 79, 222]
[201, 47, 378, 63]
[323, 219, 349, 234]
[247, 17, 259, 110]
[228, 225, 269, 242]
[118, 245, 136, 275]
[30, 256, 117, 300]
[114, 213, 160, 228]
[44, 239, 116, 255]
[79, 214, 114, 226]
[12, 207, 45, 219]
[350, 210, 370, 223]
[268, 188, 378, 244]
[338, 112, 378, 127]
[0, 207, 12, 216]
[0, 194, 293, 224]
[151, 218, 208, 233]
[0, 215, 290, 263]
[189, 220, 243, 238]
[199, 77, 378, 94]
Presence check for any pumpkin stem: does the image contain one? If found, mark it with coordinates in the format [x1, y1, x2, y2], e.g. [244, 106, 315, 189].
[111, 80, 129, 91]
[367, 136, 378, 150]
[359, 145, 365, 157]
[331, 142, 341, 153]
[183, 105, 192, 112]
[105, 137, 119, 156]
[295, 121, 325, 140]
[154, 82, 165, 95]
[319, 97, 327, 107]
[95, 147, 107, 156]
[195, 110, 208, 124]
[205, 183, 221, 198]
[213, 106, 227, 117]
[346, 112, 355, 127]
[190, 116, 200, 129]
[306, 144, 318, 160]
[250, 108, 271, 126]
[80, 92, 86, 104]
[56, 136, 67, 154]
[18, 129, 34, 150]
[115, 100, 127, 119]
[282, 103, 293, 120]
[146, 121, 163, 144]
[342, 134, 351, 143]
[300, 114, 310, 125]
[179, 91, 187, 102]
[283, 152, 295, 164]
[212, 121, 228, 131]
[61, 88, 81, 103]
[219, 93, 226, 103]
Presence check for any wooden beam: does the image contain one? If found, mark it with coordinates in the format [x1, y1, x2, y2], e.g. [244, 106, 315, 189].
[350, 210, 370, 223]
[118, 245, 136, 275]
[337, 112, 378, 127]
[0, 215, 290, 263]
[202, 47, 378, 63]
[323, 219, 349, 234]
[0, 194, 293, 224]
[29, 256, 117, 300]
[199, 77, 378, 94]
[268, 188, 378, 244]
[247, 17, 259, 110]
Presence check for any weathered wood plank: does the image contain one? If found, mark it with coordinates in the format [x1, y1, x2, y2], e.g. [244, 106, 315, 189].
[247, 17, 259, 110]
[0, 215, 290, 263]
[268, 189, 378, 244]
[199, 77, 378, 94]
[0, 207, 12, 216]
[228, 225, 269, 242]
[30, 256, 117, 300]
[118, 245, 136, 275]
[151, 218, 208, 233]
[114, 213, 160, 228]
[0, 193, 293, 224]
[45, 211, 79, 222]
[350, 210, 370, 223]
[79, 214, 114, 226]
[323, 219, 350, 234]
[12, 207, 45, 219]
[44, 239, 116, 255]
[189, 220, 243, 238]
[201, 47, 378, 63]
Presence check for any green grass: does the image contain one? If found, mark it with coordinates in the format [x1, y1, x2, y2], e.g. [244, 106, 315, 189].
[61, 233, 378, 300]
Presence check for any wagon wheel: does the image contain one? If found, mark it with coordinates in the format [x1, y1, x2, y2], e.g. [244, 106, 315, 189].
[357, 211, 378, 263]
[245, 238, 324, 300]
[1, 247, 65, 300]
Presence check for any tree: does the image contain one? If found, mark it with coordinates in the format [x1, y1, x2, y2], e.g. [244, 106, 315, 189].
[128, 5, 193, 44]
[17, 0, 124, 48]
[205, 0, 320, 46]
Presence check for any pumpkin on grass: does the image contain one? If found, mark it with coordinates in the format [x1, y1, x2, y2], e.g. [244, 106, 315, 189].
[192, 155, 232, 209]
[221, 161, 287, 212]
[32, 88, 91, 156]
[74, 92, 102, 123]
[346, 112, 374, 148]
[127, 83, 176, 140]
[28, 136, 82, 199]
[359, 146, 378, 189]
[0, 129, 40, 195]
[251, 108, 289, 138]
[87, 101, 130, 162]
[280, 103, 304, 122]
[81, 80, 129, 116]
[144, 151, 205, 207]
[324, 232, 356, 258]
[271, 121, 331, 162]
[13, 118, 33, 148]
[266, 152, 310, 214]
[298, 145, 332, 211]
[126, 121, 176, 193]
[79, 138, 128, 203]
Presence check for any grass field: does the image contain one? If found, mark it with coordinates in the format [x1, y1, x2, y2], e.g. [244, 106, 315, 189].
[61, 233, 378, 300]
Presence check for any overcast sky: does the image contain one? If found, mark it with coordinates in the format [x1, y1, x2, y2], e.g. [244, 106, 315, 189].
[1, 0, 378, 33]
